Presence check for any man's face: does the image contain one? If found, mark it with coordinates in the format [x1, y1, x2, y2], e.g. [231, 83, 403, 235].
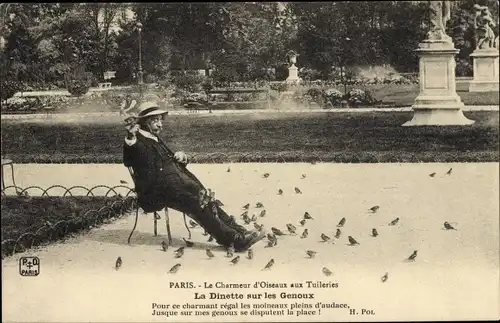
[145, 116, 163, 136]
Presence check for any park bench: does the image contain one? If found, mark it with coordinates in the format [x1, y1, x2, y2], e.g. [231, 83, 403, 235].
[98, 82, 112, 89]
[207, 87, 271, 110]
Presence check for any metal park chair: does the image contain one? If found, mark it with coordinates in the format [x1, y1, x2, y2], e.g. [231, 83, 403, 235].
[1, 158, 18, 194]
[126, 167, 193, 245]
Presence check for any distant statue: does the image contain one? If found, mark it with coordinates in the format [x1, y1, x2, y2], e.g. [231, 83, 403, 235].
[286, 50, 298, 66]
[427, 1, 453, 42]
[473, 4, 496, 50]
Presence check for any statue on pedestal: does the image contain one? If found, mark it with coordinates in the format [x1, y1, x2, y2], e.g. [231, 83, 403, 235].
[427, 1, 454, 42]
[473, 4, 496, 50]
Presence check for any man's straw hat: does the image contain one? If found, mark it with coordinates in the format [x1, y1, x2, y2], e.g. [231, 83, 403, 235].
[135, 101, 168, 119]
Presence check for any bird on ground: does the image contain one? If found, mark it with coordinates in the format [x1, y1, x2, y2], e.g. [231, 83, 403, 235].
[389, 218, 400, 226]
[286, 223, 297, 235]
[407, 250, 418, 261]
[254, 223, 264, 231]
[301, 229, 309, 239]
[240, 210, 248, 218]
[301, 174, 307, 179]
[337, 217, 346, 227]
[242, 203, 250, 210]
[295, 187, 302, 194]
[372, 228, 379, 237]
[183, 238, 194, 247]
[263, 173, 270, 178]
[168, 264, 181, 274]
[370, 206, 380, 213]
[247, 249, 253, 260]
[230, 256, 240, 265]
[429, 172, 436, 177]
[271, 227, 285, 236]
[321, 233, 331, 242]
[381, 272, 388, 283]
[446, 168, 452, 175]
[206, 249, 215, 259]
[174, 246, 185, 253]
[306, 250, 316, 258]
[120, 180, 128, 184]
[227, 167, 231, 172]
[244, 216, 252, 225]
[322, 267, 333, 276]
[161, 241, 168, 251]
[299, 219, 306, 226]
[189, 220, 198, 228]
[304, 212, 313, 220]
[115, 257, 122, 270]
[277, 189, 283, 195]
[335, 229, 342, 239]
[263, 259, 275, 270]
[226, 244, 235, 258]
[251, 214, 257, 222]
[259, 210, 266, 217]
[267, 233, 276, 242]
[265, 240, 276, 248]
[255, 202, 264, 208]
[348, 236, 359, 245]
[444, 221, 457, 230]
[175, 248, 184, 258]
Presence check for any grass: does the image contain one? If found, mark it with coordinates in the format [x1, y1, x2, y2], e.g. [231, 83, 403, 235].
[1, 111, 498, 163]
[1, 195, 135, 258]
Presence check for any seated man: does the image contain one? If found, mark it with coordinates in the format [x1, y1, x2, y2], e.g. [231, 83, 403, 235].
[123, 102, 265, 252]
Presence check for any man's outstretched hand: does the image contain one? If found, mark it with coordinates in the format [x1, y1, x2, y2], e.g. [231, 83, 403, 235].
[174, 151, 189, 164]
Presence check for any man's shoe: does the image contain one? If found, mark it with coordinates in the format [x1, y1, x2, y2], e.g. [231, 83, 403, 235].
[234, 230, 266, 252]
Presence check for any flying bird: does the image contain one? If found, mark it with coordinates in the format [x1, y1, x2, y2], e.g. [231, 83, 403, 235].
[389, 218, 400, 226]
[306, 250, 316, 258]
[294, 187, 302, 194]
[277, 189, 283, 195]
[407, 250, 418, 261]
[255, 202, 264, 208]
[271, 227, 285, 236]
[240, 210, 249, 218]
[174, 246, 185, 253]
[247, 249, 253, 260]
[370, 206, 380, 213]
[322, 267, 333, 276]
[335, 229, 342, 239]
[183, 238, 194, 247]
[337, 217, 346, 227]
[299, 219, 306, 226]
[286, 223, 297, 235]
[115, 257, 122, 270]
[429, 172, 436, 177]
[263, 173, 270, 178]
[259, 209, 266, 217]
[230, 256, 240, 265]
[372, 228, 379, 237]
[303, 212, 313, 220]
[168, 264, 181, 274]
[206, 249, 215, 259]
[120, 180, 128, 184]
[263, 259, 275, 270]
[444, 221, 457, 230]
[161, 241, 168, 251]
[321, 233, 331, 242]
[189, 220, 198, 228]
[300, 228, 309, 239]
[446, 168, 452, 175]
[381, 272, 388, 283]
[348, 236, 359, 245]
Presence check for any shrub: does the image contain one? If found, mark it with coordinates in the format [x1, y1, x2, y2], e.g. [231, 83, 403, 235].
[171, 71, 205, 93]
[1, 79, 23, 101]
[345, 88, 379, 107]
[67, 78, 90, 97]
[269, 82, 289, 93]
[323, 88, 343, 105]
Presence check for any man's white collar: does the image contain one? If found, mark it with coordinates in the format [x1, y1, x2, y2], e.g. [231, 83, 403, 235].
[139, 129, 158, 142]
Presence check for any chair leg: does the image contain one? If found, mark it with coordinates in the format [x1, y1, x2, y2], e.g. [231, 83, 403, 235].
[154, 212, 158, 236]
[183, 213, 192, 239]
[9, 164, 17, 194]
[164, 208, 172, 245]
[1, 164, 4, 192]
[127, 207, 140, 244]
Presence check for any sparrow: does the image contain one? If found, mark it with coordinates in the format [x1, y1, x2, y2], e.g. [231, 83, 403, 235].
[215, 199, 224, 206]
[240, 210, 249, 218]
[230, 256, 240, 265]
[120, 180, 128, 184]
[254, 223, 264, 231]
[337, 217, 346, 227]
[321, 233, 331, 242]
[444, 221, 456, 230]
[206, 249, 215, 258]
[183, 238, 194, 247]
[189, 220, 198, 228]
[244, 216, 252, 225]
[446, 168, 452, 175]
[322, 267, 333, 276]
[247, 249, 253, 260]
[161, 241, 168, 251]
[299, 219, 306, 226]
[115, 257, 122, 270]
[271, 227, 285, 236]
[259, 210, 266, 217]
[370, 206, 380, 213]
[263, 173, 270, 178]
[300, 229, 309, 239]
[251, 214, 257, 222]
[407, 250, 418, 261]
[174, 246, 185, 253]
[429, 172, 436, 177]
[242, 203, 250, 210]
[277, 189, 283, 195]
[301, 174, 307, 179]
[265, 240, 276, 248]
[286, 223, 297, 235]
[263, 259, 275, 270]
[207, 235, 214, 242]
[334, 229, 342, 239]
[255, 202, 264, 208]
[303, 212, 313, 220]
[389, 218, 399, 226]
[348, 236, 359, 245]
[306, 250, 316, 258]
[372, 228, 379, 237]
[267, 233, 276, 242]
[226, 244, 235, 258]
[175, 248, 184, 258]
[227, 167, 231, 172]
[381, 272, 388, 283]
[168, 263, 181, 274]
[295, 187, 302, 194]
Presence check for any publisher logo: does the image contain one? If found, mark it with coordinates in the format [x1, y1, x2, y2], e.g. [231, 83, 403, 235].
[19, 257, 40, 276]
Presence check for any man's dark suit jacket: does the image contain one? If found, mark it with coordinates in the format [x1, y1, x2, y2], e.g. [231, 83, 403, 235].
[123, 132, 205, 214]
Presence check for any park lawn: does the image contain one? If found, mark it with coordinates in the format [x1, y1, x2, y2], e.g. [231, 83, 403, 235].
[1, 195, 133, 258]
[1, 111, 498, 163]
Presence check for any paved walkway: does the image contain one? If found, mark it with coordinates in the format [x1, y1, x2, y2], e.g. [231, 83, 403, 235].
[2, 163, 499, 322]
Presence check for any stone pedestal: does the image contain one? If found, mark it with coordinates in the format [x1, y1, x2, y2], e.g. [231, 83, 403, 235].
[469, 49, 499, 92]
[403, 41, 474, 126]
[286, 65, 300, 83]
